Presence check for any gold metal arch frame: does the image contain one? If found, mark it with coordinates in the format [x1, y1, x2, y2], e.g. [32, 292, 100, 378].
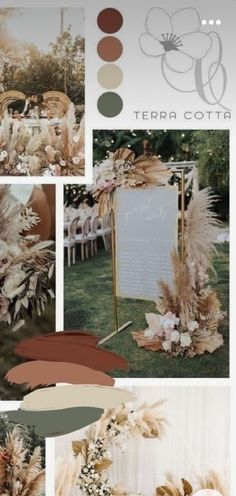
[99, 167, 188, 345]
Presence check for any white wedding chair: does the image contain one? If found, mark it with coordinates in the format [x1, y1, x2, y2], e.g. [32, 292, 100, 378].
[97, 213, 112, 251]
[64, 215, 80, 267]
[88, 216, 99, 256]
[75, 216, 91, 261]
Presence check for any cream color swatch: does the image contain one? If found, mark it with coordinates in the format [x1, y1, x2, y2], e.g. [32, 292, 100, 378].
[97, 64, 123, 89]
[21, 385, 135, 411]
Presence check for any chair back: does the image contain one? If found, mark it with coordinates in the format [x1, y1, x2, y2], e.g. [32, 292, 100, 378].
[68, 216, 80, 240]
[43, 91, 71, 117]
[101, 213, 111, 230]
[81, 216, 91, 237]
[0, 90, 26, 117]
[90, 215, 99, 234]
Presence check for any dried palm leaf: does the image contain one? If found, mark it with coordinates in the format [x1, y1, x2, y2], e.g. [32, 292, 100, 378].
[26, 127, 48, 155]
[185, 188, 221, 289]
[156, 476, 193, 496]
[197, 470, 229, 496]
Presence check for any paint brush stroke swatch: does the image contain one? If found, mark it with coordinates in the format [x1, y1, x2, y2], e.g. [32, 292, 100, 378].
[39, 330, 100, 347]
[21, 385, 135, 411]
[14, 333, 127, 371]
[5, 361, 115, 389]
[5, 407, 104, 437]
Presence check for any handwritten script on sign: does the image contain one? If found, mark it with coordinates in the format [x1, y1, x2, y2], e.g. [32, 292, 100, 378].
[115, 187, 178, 301]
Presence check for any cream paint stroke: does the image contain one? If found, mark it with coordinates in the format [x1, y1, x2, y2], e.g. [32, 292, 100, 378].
[21, 385, 135, 411]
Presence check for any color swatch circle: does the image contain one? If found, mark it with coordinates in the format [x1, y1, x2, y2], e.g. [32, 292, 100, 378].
[97, 92, 123, 117]
[97, 36, 123, 62]
[97, 8, 123, 34]
[98, 64, 123, 89]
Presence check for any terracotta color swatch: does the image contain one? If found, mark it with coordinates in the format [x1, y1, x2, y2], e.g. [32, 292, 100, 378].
[5, 361, 115, 389]
[97, 8, 123, 34]
[14, 333, 127, 372]
[6, 407, 104, 437]
[21, 385, 135, 411]
[97, 36, 123, 62]
[39, 330, 100, 347]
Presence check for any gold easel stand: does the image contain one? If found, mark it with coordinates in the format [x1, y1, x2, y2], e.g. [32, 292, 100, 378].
[99, 196, 132, 345]
[99, 174, 185, 345]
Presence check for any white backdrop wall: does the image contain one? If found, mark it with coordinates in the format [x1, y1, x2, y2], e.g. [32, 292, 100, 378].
[55, 386, 230, 496]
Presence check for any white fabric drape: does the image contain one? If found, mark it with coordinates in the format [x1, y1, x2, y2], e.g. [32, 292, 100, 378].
[55, 386, 230, 496]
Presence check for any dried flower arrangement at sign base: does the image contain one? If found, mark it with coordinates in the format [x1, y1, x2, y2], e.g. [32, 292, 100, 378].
[91, 147, 172, 217]
[55, 401, 166, 496]
[0, 424, 45, 496]
[0, 186, 55, 330]
[0, 104, 84, 176]
[132, 188, 226, 357]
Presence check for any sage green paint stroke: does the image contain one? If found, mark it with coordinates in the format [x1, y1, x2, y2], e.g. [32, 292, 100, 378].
[5, 407, 103, 437]
[97, 92, 123, 117]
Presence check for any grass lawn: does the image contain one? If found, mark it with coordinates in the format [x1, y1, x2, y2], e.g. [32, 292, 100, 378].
[64, 244, 229, 378]
[0, 302, 55, 400]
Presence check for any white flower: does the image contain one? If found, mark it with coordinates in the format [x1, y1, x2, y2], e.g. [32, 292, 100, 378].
[144, 327, 155, 339]
[187, 320, 199, 333]
[0, 294, 9, 318]
[162, 340, 171, 352]
[72, 156, 80, 165]
[145, 312, 163, 338]
[140, 7, 212, 73]
[160, 312, 179, 330]
[100, 158, 114, 173]
[2, 269, 26, 299]
[60, 160, 66, 167]
[0, 240, 8, 261]
[0, 150, 7, 162]
[171, 330, 180, 343]
[180, 332, 192, 348]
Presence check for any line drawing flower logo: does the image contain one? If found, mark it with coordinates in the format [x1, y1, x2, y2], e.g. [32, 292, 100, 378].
[140, 7, 229, 109]
[140, 7, 212, 73]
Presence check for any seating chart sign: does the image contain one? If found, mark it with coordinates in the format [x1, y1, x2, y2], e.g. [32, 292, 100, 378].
[115, 187, 178, 301]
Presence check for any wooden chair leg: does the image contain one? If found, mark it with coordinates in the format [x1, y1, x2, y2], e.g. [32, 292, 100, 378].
[85, 243, 89, 259]
[81, 243, 84, 261]
[68, 246, 71, 267]
[72, 245, 76, 264]
[103, 235, 108, 251]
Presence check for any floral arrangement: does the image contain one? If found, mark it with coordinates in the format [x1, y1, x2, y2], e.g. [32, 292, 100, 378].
[0, 186, 55, 330]
[0, 104, 84, 177]
[133, 188, 226, 357]
[92, 148, 172, 216]
[55, 401, 166, 496]
[156, 471, 228, 495]
[55, 399, 228, 496]
[0, 425, 45, 496]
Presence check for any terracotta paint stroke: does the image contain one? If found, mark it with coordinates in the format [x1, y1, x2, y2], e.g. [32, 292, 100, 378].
[14, 337, 127, 372]
[21, 385, 135, 411]
[5, 361, 115, 389]
[38, 330, 100, 347]
[5, 407, 104, 437]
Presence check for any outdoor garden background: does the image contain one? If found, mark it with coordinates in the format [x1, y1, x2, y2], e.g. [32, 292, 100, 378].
[64, 130, 229, 378]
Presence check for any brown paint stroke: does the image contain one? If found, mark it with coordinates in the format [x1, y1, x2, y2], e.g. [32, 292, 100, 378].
[39, 330, 100, 347]
[14, 335, 128, 372]
[5, 361, 115, 389]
